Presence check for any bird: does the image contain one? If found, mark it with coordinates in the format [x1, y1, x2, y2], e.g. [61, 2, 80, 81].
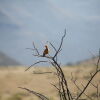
[43, 45, 49, 57]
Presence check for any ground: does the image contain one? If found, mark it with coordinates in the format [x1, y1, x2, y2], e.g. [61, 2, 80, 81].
[0, 66, 100, 100]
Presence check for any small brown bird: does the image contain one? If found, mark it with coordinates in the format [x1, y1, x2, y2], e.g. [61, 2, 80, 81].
[43, 45, 49, 57]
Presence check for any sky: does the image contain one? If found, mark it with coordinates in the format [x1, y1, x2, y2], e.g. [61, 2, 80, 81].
[0, 0, 100, 66]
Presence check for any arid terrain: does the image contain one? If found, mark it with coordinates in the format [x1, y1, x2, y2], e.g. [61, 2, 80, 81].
[0, 66, 100, 100]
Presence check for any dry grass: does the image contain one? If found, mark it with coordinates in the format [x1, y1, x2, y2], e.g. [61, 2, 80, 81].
[0, 66, 99, 100]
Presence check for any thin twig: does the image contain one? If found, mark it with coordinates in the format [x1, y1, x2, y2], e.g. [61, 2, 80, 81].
[26, 48, 36, 51]
[32, 54, 53, 59]
[53, 29, 66, 59]
[90, 82, 99, 100]
[47, 41, 57, 52]
[47, 41, 58, 61]
[51, 83, 60, 91]
[25, 61, 48, 71]
[33, 42, 40, 55]
[18, 87, 49, 100]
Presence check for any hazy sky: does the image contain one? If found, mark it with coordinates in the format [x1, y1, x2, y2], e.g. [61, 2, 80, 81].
[0, 0, 100, 66]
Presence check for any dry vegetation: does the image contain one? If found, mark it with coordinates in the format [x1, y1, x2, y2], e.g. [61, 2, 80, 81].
[0, 30, 99, 100]
[0, 66, 99, 100]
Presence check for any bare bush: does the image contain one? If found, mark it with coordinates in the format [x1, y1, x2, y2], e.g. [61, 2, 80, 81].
[19, 29, 100, 100]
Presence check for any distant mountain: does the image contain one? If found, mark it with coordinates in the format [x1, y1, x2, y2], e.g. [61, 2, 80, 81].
[0, 51, 21, 66]
[75, 56, 99, 67]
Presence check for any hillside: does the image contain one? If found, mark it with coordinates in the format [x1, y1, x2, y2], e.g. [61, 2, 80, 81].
[75, 56, 99, 67]
[0, 51, 21, 66]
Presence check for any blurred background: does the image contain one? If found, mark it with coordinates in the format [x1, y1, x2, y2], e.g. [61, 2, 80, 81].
[0, 0, 100, 66]
[0, 1, 100, 100]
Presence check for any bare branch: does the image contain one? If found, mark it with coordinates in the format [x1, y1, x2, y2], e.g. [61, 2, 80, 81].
[32, 54, 53, 59]
[71, 73, 93, 100]
[32, 42, 40, 55]
[47, 41, 58, 61]
[96, 84, 99, 100]
[18, 87, 49, 100]
[90, 82, 99, 100]
[25, 61, 48, 71]
[47, 41, 57, 52]
[53, 29, 66, 59]
[26, 48, 36, 51]
[75, 70, 99, 100]
[51, 83, 60, 91]
[90, 82, 97, 88]
[75, 50, 100, 100]
[52, 58, 73, 100]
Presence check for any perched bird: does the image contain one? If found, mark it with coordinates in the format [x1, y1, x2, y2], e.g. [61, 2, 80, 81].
[43, 45, 49, 57]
